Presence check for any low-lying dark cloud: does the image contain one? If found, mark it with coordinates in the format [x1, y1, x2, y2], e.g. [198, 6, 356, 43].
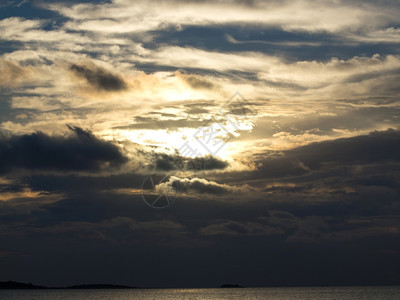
[69, 63, 128, 92]
[153, 153, 229, 171]
[135, 149, 229, 172]
[199, 220, 284, 236]
[256, 128, 400, 179]
[286, 128, 400, 168]
[0, 125, 127, 174]
[154, 152, 184, 171]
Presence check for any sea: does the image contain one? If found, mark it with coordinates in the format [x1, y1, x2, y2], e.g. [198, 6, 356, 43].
[0, 286, 399, 300]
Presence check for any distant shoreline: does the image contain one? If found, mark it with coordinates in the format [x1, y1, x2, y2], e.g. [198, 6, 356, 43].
[0, 281, 136, 290]
[1, 281, 399, 290]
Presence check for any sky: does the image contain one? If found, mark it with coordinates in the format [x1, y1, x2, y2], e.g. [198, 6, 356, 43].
[0, 0, 400, 288]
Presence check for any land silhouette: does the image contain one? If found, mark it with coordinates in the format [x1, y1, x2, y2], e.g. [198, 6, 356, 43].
[0, 281, 134, 290]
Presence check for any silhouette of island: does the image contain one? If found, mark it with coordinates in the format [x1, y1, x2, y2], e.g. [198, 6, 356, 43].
[0, 281, 46, 289]
[0, 281, 135, 290]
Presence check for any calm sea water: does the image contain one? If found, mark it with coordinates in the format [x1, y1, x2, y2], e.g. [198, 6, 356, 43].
[0, 286, 399, 300]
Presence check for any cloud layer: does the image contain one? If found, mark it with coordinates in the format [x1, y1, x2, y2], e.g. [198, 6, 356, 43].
[0, 0, 399, 288]
[0, 125, 127, 174]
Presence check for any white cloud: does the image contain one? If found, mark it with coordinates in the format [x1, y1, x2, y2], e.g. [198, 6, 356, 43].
[47, 0, 400, 34]
[0, 17, 87, 44]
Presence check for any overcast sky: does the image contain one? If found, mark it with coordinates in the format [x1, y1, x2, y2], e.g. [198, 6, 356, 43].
[0, 0, 400, 288]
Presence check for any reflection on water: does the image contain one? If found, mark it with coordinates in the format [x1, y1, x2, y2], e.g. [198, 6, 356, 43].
[0, 286, 399, 300]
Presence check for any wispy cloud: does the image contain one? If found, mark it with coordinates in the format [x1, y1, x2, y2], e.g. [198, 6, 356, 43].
[47, 0, 400, 34]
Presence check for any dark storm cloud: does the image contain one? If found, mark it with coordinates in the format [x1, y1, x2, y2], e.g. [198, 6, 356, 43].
[286, 129, 400, 168]
[0, 125, 127, 174]
[255, 129, 400, 179]
[153, 152, 184, 171]
[0, 169, 398, 286]
[190, 155, 229, 170]
[69, 63, 128, 92]
[152, 153, 228, 171]
[205, 129, 400, 231]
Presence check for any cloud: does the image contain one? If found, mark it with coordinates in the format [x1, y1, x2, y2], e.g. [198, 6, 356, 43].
[1, 0, 400, 288]
[154, 153, 228, 171]
[256, 128, 400, 179]
[347, 27, 400, 43]
[0, 58, 36, 88]
[116, 116, 206, 130]
[0, 17, 43, 40]
[0, 214, 190, 246]
[158, 176, 229, 195]
[285, 215, 400, 243]
[48, 0, 400, 34]
[69, 62, 128, 92]
[155, 176, 249, 196]
[189, 155, 229, 170]
[0, 16, 88, 45]
[0, 125, 127, 174]
[255, 54, 400, 99]
[152, 152, 185, 171]
[147, 46, 278, 73]
[199, 221, 284, 236]
[23, 173, 147, 194]
[285, 128, 400, 168]
[176, 71, 218, 91]
[132, 47, 400, 100]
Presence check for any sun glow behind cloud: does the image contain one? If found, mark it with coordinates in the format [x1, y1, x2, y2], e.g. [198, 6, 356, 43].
[115, 118, 255, 161]
[1, 0, 400, 288]
[0, 0, 398, 221]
